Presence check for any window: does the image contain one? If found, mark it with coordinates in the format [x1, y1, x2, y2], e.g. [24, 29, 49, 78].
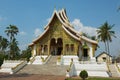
[103, 57, 106, 62]
[65, 44, 69, 52]
[71, 44, 74, 52]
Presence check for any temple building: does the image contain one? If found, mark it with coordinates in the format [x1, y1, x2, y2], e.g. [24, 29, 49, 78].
[29, 9, 98, 60]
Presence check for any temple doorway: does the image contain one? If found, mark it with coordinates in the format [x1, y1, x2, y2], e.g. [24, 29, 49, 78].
[82, 48, 89, 61]
[50, 38, 63, 55]
[83, 49, 88, 57]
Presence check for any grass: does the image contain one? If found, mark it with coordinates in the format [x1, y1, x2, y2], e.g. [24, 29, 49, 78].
[65, 77, 120, 80]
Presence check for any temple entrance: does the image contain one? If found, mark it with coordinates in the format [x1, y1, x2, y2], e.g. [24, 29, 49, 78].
[83, 49, 88, 57]
[82, 49, 89, 61]
[50, 38, 63, 55]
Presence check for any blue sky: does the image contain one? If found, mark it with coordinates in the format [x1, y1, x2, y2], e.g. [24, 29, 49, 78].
[0, 0, 120, 56]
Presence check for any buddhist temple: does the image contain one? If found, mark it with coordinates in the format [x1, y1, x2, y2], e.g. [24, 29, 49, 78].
[29, 8, 98, 60]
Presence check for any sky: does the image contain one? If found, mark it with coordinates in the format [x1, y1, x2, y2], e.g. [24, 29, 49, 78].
[0, 0, 120, 56]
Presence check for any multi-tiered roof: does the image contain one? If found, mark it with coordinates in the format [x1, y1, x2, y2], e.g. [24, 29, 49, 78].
[29, 9, 98, 46]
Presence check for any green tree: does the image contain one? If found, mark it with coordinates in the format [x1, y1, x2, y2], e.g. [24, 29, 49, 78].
[97, 22, 116, 63]
[97, 25, 107, 52]
[5, 25, 19, 59]
[5, 25, 19, 41]
[0, 53, 4, 66]
[21, 47, 32, 61]
[0, 36, 9, 53]
[79, 70, 88, 80]
[9, 38, 20, 59]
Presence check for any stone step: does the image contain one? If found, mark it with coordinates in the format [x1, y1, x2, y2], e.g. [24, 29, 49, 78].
[17, 56, 69, 76]
[47, 56, 58, 64]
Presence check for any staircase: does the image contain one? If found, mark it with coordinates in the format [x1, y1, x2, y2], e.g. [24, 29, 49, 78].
[47, 56, 58, 64]
[17, 56, 68, 76]
[109, 64, 120, 77]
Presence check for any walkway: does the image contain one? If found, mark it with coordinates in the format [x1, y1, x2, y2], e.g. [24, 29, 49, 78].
[0, 73, 66, 80]
[109, 64, 120, 77]
[17, 56, 69, 76]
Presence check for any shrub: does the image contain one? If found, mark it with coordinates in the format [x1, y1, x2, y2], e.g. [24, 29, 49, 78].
[79, 70, 88, 80]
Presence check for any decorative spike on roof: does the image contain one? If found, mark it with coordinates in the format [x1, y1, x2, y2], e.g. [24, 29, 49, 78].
[44, 8, 73, 30]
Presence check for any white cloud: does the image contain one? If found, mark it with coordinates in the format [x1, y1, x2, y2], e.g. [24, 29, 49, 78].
[19, 31, 27, 35]
[71, 19, 97, 36]
[34, 28, 42, 37]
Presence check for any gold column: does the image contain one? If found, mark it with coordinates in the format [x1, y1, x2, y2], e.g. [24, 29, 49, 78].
[63, 41, 65, 55]
[69, 44, 70, 55]
[37, 44, 39, 55]
[74, 43, 77, 55]
[48, 40, 50, 55]
[92, 44, 95, 57]
[35, 44, 37, 56]
[38, 43, 40, 55]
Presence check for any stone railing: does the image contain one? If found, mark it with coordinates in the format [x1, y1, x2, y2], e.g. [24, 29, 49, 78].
[0, 60, 27, 74]
[115, 62, 120, 72]
[11, 61, 27, 74]
[106, 62, 111, 73]
[43, 55, 51, 64]
[29, 56, 35, 64]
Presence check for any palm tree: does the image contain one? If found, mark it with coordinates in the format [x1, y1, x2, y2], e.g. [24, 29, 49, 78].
[5, 25, 19, 59]
[5, 25, 19, 42]
[104, 22, 116, 60]
[10, 38, 20, 59]
[97, 25, 107, 53]
[0, 36, 9, 53]
[0, 37, 9, 51]
[97, 22, 116, 63]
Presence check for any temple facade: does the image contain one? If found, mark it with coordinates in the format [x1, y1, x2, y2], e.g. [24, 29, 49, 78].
[29, 9, 98, 60]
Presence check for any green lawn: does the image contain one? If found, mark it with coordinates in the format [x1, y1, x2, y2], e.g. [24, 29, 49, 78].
[65, 77, 120, 80]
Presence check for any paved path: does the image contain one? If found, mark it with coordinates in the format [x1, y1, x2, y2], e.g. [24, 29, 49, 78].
[0, 73, 66, 80]
[17, 56, 69, 76]
[109, 64, 120, 77]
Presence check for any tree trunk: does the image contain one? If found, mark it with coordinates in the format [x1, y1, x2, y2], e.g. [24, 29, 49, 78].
[83, 78, 85, 80]
[107, 40, 110, 63]
[104, 41, 107, 53]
